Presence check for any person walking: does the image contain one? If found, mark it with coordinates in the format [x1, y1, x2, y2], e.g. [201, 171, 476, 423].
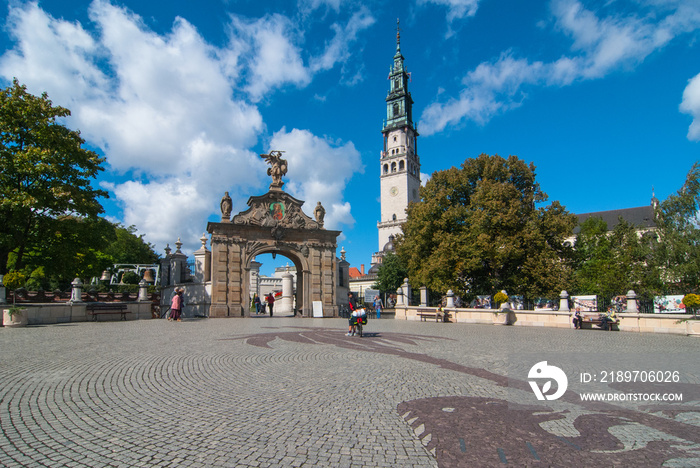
[267, 293, 275, 317]
[373, 295, 383, 319]
[169, 288, 183, 322]
[253, 294, 261, 314]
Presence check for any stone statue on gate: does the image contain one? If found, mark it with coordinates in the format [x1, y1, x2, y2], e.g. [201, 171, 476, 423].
[260, 151, 288, 191]
[314, 201, 325, 227]
[220, 191, 232, 221]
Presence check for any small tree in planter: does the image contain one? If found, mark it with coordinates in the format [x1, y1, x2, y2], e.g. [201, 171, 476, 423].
[494, 291, 509, 309]
[683, 294, 700, 319]
[2, 271, 28, 326]
[492, 290, 516, 325]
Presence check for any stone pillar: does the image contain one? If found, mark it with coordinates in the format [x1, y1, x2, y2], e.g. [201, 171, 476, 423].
[626, 290, 638, 313]
[250, 261, 261, 299]
[160, 245, 172, 286]
[446, 290, 455, 308]
[420, 286, 428, 307]
[279, 270, 294, 315]
[170, 238, 188, 284]
[193, 233, 211, 283]
[402, 278, 411, 306]
[396, 287, 404, 306]
[0, 274, 5, 304]
[559, 290, 570, 312]
[71, 278, 83, 303]
[138, 280, 149, 301]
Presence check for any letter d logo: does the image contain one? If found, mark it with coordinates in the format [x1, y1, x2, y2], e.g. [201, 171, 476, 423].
[528, 361, 568, 401]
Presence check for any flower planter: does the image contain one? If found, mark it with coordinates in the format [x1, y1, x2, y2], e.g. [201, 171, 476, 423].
[2, 308, 28, 328]
[686, 319, 700, 337]
[493, 309, 516, 326]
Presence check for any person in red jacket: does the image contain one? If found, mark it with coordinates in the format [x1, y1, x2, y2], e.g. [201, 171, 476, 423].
[169, 288, 183, 322]
[267, 293, 275, 317]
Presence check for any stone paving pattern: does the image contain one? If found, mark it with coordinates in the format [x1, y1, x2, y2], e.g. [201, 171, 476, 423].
[1, 317, 699, 467]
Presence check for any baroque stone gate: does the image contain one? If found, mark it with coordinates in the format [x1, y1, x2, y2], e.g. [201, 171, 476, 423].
[207, 152, 341, 318]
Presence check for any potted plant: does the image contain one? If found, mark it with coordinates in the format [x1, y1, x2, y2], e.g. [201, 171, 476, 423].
[681, 293, 700, 336]
[3, 304, 28, 328]
[2, 271, 29, 328]
[492, 290, 516, 325]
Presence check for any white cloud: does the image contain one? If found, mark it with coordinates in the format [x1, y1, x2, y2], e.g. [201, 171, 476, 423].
[310, 7, 375, 73]
[0, 1, 368, 253]
[268, 128, 363, 230]
[298, 0, 346, 14]
[228, 13, 311, 102]
[417, 0, 481, 23]
[419, 0, 700, 135]
[681, 72, 700, 140]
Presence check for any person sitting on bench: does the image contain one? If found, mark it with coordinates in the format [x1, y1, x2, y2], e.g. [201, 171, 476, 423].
[573, 308, 582, 329]
[599, 307, 617, 331]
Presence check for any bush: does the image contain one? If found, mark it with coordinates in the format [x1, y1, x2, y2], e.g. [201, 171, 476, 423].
[121, 271, 140, 285]
[3, 271, 26, 290]
[494, 291, 509, 306]
[683, 294, 700, 316]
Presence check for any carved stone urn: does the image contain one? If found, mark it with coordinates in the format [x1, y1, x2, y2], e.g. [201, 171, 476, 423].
[2, 307, 28, 328]
[492, 307, 516, 326]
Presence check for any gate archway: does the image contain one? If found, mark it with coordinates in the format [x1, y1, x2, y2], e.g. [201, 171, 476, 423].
[207, 153, 341, 318]
[248, 248, 305, 317]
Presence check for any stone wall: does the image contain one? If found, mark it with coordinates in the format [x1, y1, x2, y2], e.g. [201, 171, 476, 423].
[395, 305, 697, 336]
[1, 302, 153, 326]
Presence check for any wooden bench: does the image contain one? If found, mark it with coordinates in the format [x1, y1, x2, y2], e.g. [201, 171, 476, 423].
[581, 314, 619, 331]
[417, 308, 451, 323]
[86, 303, 130, 321]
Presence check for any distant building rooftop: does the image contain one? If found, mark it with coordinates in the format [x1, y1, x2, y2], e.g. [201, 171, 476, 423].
[574, 205, 656, 234]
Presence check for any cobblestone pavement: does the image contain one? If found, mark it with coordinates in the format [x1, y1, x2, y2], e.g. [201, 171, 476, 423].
[1, 317, 699, 467]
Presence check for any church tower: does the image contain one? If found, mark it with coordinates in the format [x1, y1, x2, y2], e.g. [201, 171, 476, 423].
[378, 20, 420, 252]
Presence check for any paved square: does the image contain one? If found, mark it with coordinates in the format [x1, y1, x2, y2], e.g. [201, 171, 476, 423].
[1, 317, 699, 467]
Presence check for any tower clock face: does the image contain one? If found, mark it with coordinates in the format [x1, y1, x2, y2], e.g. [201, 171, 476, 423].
[390, 186, 399, 196]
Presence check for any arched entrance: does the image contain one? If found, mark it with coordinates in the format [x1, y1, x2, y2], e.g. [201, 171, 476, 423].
[206, 152, 341, 318]
[248, 250, 305, 317]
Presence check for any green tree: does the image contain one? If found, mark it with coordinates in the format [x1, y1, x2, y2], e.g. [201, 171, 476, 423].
[20, 215, 116, 287]
[0, 79, 107, 274]
[104, 224, 159, 265]
[373, 252, 408, 294]
[396, 154, 576, 301]
[12, 220, 159, 289]
[654, 162, 700, 293]
[573, 217, 660, 297]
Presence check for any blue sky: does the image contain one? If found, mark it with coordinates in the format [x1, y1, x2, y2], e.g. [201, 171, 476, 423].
[1, 0, 700, 275]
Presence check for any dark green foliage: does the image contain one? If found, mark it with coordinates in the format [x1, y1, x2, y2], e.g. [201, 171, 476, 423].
[104, 224, 159, 265]
[0, 79, 107, 274]
[120, 271, 141, 285]
[373, 252, 408, 294]
[573, 217, 661, 297]
[654, 162, 700, 293]
[396, 154, 576, 301]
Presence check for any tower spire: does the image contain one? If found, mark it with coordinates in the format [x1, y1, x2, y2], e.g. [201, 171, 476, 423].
[396, 18, 401, 53]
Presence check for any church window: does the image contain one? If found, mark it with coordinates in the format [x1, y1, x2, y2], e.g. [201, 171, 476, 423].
[391, 162, 397, 172]
[399, 160, 405, 171]
[393, 103, 399, 117]
[383, 164, 388, 174]
[392, 214, 397, 221]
